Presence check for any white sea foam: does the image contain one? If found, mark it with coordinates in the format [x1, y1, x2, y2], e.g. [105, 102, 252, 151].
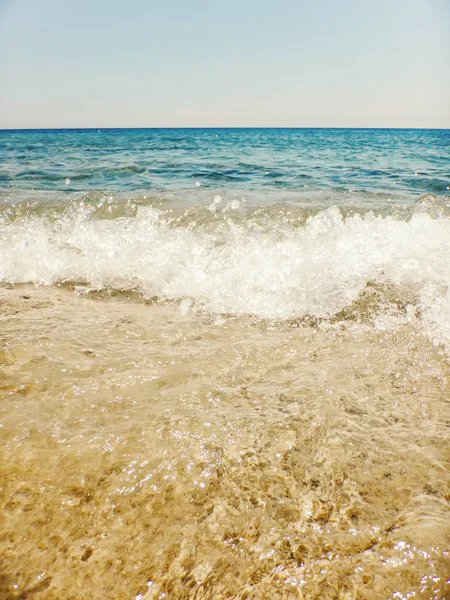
[1, 205, 450, 348]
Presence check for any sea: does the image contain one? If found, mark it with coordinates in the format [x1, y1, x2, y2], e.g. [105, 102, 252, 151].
[0, 128, 449, 599]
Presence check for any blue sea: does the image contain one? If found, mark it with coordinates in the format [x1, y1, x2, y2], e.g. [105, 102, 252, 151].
[1, 127, 448, 195]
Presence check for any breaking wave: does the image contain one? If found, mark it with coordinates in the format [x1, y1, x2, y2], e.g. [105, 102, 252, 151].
[1, 195, 450, 349]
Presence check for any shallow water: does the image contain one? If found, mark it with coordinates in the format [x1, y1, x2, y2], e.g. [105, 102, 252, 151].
[0, 128, 449, 599]
[1, 285, 449, 599]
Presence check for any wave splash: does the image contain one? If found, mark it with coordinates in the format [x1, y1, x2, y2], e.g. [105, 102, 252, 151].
[1, 200, 450, 348]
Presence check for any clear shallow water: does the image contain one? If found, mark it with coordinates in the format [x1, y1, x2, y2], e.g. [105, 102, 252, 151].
[0, 129, 449, 599]
[1, 287, 449, 600]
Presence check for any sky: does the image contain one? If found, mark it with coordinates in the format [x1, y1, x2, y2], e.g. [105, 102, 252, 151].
[0, 0, 449, 128]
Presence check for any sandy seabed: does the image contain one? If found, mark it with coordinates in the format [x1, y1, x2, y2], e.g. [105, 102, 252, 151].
[0, 286, 449, 600]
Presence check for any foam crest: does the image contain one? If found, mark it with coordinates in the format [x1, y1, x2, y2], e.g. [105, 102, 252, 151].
[1, 204, 450, 348]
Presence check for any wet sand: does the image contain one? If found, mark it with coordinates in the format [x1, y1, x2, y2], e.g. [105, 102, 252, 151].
[0, 285, 449, 599]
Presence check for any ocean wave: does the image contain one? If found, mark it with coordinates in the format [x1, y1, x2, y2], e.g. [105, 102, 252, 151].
[1, 194, 450, 349]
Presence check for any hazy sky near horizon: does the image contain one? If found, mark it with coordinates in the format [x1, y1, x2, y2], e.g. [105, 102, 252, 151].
[0, 0, 449, 128]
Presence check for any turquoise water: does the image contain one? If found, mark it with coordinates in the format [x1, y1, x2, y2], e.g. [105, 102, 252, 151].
[0, 128, 448, 196]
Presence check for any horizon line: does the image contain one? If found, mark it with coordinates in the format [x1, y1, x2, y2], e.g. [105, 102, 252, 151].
[1, 126, 449, 132]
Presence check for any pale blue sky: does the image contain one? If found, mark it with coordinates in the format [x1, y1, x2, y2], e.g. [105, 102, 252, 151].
[0, 0, 448, 128]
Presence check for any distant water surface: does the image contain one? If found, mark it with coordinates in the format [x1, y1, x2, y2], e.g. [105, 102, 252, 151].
[0, 128, 448, 195]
